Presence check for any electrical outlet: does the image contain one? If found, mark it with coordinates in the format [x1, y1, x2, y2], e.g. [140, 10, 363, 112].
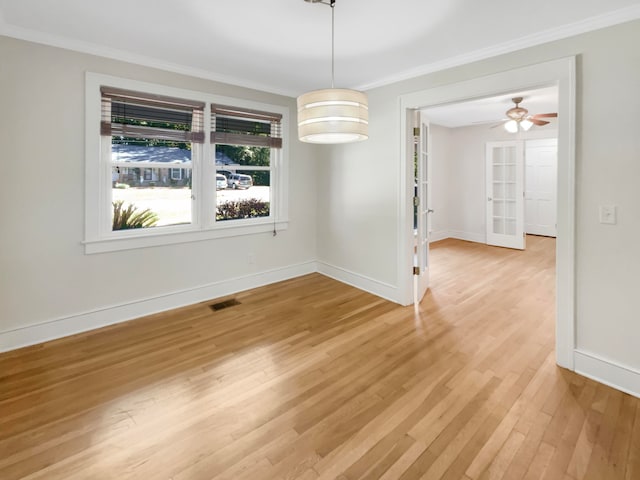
[599, 205, 617, 225]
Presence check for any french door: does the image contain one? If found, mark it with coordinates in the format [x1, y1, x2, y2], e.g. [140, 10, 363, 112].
[414, 111, 431, 304]
[486, 141, 525, 249]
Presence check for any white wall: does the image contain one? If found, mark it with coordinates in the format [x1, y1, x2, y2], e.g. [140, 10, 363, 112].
[315, 115, 400, 301]
[430, 122, 557, 243]
[0, 36, 318, 350]
[317, 20, 640, 394]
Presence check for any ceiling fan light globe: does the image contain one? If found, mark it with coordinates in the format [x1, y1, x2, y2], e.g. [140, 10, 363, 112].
[520, 119, 533, 131]
[504, 120, 518, 133]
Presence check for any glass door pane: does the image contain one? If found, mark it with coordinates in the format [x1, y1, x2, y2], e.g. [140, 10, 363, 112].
[491, 145, 517, 235]
[486, 141, 524, 250]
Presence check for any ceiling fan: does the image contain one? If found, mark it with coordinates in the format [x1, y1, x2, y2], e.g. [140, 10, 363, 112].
[495, 97, 557, 132]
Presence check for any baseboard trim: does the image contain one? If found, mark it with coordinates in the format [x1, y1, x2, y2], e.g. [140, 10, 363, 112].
[574, 349, 640, 399]
[0, 261, 317, 353]
[429, 230, 450, 242]
[316, 262, 400, 304]
[448, 230, 486, 244]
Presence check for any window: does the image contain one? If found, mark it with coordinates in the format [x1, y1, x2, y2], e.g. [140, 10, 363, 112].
[212, 105, 282, 222]
[170, 168, 183, 181]
[102, 86, 204, 230]
[85, 74, 289, 253]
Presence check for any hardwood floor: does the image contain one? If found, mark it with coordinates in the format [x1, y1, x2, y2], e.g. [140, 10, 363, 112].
[1, 236, 638, 479]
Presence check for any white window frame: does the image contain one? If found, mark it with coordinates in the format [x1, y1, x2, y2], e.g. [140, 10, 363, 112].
[84, 73, 289, 254]
[170, 168, 183, 181]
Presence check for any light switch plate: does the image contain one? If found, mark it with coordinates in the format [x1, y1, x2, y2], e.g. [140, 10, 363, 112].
[599, 205, 617, 225]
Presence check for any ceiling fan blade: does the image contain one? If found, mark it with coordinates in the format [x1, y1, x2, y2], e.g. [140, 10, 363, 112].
[531, 118, 550, 126]
[489, 122, 504, 129]
[532, 112, 558, 119]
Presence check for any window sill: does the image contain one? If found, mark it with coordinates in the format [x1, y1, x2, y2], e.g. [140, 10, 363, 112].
[84, 220, 289, 254]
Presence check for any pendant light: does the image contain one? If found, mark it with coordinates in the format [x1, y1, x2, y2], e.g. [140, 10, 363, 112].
[297, 0, 369, 144]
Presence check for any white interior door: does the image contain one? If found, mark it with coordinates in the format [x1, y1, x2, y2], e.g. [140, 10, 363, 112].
[486, 141, 525, 250]
[414, 111, 431, 304]
[525, 138, 558, 237]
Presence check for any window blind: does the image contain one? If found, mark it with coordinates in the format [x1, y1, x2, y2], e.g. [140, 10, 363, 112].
[101, 87, 205, 143]
[211, 105, 282, 148]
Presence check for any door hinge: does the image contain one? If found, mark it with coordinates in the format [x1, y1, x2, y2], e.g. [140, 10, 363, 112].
[413, 266, 420, 275]
[413, 196, 420, 207]
[413, 127, 420, 136]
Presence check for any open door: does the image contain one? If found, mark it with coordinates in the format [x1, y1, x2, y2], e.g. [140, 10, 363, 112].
[486, 141, 525, 249]
[413, 111, 432, 304]
[525, 138, 558, 237]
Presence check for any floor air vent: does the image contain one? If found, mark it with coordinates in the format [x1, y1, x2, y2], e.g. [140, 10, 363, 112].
[210, 299, 241, 311]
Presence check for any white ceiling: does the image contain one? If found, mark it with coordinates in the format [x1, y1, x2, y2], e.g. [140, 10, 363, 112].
[422, 86, 559, 128]
[1, 0, 639, 97]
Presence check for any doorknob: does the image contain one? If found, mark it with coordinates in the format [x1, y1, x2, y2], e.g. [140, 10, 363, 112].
[427, 209, 434, 214]
[487, 197, 493, 201]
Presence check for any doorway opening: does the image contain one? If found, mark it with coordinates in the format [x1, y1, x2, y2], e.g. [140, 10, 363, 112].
[411, 86, 559, 298]
[420, 85, 559, 250]
[398, 57, 576, 370]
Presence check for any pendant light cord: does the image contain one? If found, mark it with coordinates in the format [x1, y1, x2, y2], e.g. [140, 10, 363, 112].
[331, 0, 335, 88]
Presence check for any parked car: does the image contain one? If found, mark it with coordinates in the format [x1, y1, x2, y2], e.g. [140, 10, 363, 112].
[216, 174, 228, 190]
[227, 173, 253, 189]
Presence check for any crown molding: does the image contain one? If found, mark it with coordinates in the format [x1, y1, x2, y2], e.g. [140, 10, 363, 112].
[356, 5, 640, 91]
[0, 22, 298, 98]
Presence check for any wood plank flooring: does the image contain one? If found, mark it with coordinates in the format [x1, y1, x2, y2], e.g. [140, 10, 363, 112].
[1, 235, 638, 479]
